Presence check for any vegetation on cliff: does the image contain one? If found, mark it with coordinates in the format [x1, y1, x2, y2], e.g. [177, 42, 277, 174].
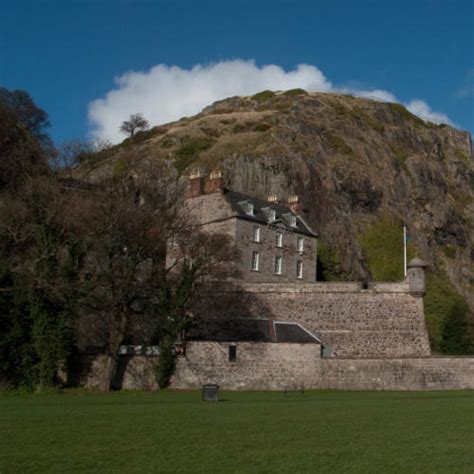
[1, 87, 473, 390]
[74, 90, 472, 353]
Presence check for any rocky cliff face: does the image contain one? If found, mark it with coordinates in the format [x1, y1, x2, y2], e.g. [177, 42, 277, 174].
[81, 90, 474, 347]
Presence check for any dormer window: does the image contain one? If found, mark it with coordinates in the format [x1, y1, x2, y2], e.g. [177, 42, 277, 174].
[290, 215, 297, 227]
[269, 209, 276, 222]
[239, 200, 255, 216]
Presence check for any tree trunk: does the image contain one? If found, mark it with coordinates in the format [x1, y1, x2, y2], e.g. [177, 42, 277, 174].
[98, 312, 127, 392]
[98, 354, 118, 392]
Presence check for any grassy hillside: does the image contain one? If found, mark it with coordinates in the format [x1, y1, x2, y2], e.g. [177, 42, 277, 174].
[72, 90, 474, 353]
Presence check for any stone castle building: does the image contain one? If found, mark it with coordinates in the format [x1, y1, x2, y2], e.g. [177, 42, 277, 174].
[184, 172, 318, 283]
[78, 174, 474, 392]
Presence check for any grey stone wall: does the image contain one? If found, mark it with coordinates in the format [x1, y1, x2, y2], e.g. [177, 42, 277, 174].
[200, 281, 431, 358]
[171, 341, 322, 390]
[186, 191, 317, 283]
[75, 354, 474, 391]
[320, 358, 474, 390]
[234, 219, 317, 283]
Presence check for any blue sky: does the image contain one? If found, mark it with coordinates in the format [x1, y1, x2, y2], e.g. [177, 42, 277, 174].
[1, 0, 473, 144]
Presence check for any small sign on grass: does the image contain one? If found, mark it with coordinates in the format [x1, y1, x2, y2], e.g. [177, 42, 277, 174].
[202, 384, 219, 401]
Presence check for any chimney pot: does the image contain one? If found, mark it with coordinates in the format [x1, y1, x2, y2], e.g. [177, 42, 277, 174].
[287, 195, 300, 213]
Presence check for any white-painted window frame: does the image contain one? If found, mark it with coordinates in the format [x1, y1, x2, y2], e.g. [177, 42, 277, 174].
[276, 231, 283, 247]
[296, 260, 303, 279]
[297, 236, 304, 253]
[251, 251, 260, 271]
[274, 256, 282, 275]
[252, 225, 261, 242]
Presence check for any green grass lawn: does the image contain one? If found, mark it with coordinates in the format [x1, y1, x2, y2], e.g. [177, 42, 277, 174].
[1, 390, 473, 473]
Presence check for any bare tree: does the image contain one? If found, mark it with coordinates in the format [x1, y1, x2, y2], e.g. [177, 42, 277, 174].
[65, 164, 236, 391]
[119, 114, 150, 138]
[51, 138, 113, 170]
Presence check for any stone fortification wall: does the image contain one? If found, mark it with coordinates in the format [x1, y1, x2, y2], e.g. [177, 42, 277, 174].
[201, 280, 431, 358]
[72, 352, 474, 391]
[171, 341, 321, 390]
[320, 358, 474, 390]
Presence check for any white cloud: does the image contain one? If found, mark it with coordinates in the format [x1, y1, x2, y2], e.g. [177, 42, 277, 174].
[352, 89, 397, 103]
[88, 59, 454, 143]
[405, 99, 454, 126]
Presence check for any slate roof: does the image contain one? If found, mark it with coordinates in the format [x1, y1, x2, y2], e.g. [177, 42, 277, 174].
[274, 322, 321, 343]
[187, 319, 320, 343]
[222, 189, 317, 237]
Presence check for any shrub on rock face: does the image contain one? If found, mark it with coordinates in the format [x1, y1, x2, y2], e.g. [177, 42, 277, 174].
[251, 90, 276, 102]
[357, 215, 415, 282]
[424, 271, 472, 355]
[174, 138, 215, 174]
[283, 88, 308, 96]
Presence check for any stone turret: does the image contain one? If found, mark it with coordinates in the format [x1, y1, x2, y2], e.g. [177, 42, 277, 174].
[407, 258, 428, 296]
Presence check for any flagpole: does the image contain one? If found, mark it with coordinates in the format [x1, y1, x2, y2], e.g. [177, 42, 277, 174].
[403, 225, 407, 277]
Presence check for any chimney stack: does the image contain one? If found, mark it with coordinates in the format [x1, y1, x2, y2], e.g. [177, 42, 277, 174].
[203, 169, 224, 194]
[287, 195, 300, 214]
[185, 170, 204, 198]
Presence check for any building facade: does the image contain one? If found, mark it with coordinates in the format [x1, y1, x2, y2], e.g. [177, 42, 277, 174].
[184, 174, 318, 283]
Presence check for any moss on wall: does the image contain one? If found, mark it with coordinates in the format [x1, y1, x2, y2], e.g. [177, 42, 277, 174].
[424, 271, 472, 355]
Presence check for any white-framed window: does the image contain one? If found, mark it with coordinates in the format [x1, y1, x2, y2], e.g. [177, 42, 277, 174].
[269, 209, 276, 222]
[252, 225, 261, 242]
[247, 202, 255, 215]
[296, 260, 303, 279]
[297, 236, 304, 253]
[251, 251, 260, 271]
[276, 231, 283, 248]
[274, 256, 282, 275]
[290, 215, 297, 227]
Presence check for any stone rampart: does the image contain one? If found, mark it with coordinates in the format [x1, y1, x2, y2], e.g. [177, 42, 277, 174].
[320, 358, 474, 390]
[171, 341, 322, 390]
[73, 353, 474, 391]
[202, 280, 431, 358]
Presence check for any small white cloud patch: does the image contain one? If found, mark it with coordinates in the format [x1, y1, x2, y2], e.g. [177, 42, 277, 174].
[405, 99, 454, 126]
[88, 59, 454, 143]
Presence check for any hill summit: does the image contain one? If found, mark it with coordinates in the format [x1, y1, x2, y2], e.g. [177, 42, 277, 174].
[79, 90, 474, 352]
